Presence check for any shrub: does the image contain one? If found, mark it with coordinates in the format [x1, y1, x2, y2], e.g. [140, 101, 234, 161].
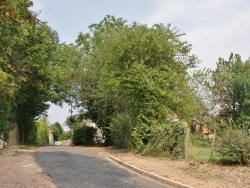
[131, 115, 156, 153]
[143, 121, 185, 158]
[36, 123, 49, 145]
[216, 128, 250, 166]
[27, 117, 49, 145]
[73, 126, 96, 145]
[109, 113, 132, 149]
[35, 117, 49, 145]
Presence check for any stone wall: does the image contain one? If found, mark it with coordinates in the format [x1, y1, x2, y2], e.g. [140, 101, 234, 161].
[0, 141, 3, 149]
[8, 124, 19, 145]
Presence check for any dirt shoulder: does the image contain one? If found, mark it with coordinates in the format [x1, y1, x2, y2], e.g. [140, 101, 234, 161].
[84, 146, 250, 188]
[0, 147, 56, 188]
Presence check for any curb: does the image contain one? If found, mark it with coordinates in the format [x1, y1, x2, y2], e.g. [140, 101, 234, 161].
[109, 156, 194, 188]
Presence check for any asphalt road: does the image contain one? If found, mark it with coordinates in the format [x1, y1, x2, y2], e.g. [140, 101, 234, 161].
[35, 146, 169, 188]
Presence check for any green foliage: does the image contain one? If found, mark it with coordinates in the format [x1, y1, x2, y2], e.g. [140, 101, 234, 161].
[36, 121, 49, 146]
[0, 0, 69, 144]
[75, 15, 199, 150]
[27, 117, 49, 145]
[131, 115, 155, 153]
[14, 21, 61, 143]
[216, 127, 250, 166]
[59, 131, 71, 141]
[73, 126, 97, 145]
[66, 115, 84, 131]
[190, 134, 212, 147]
[212, 54, 250, 124]
[50, 122, 63, 141]
[26, 123, 37, 145]
[52, 44, 83, 104]
[142, 122, 185, 158]
[190, 54, 250, 165]
[109, 113, 132, 149]
[0, 100, 14, 137]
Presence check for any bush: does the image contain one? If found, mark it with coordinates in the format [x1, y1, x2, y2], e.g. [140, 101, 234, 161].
[216, 128, 250, 166]
[36, 123, 49, 145]
[131, 115, 156, 153]
[73, 126, 96, 145]
[35, 117, 49, 145]
[27, 117, 49, 145]
[142, 121, 185, 158]
[109, 113, 132, 149]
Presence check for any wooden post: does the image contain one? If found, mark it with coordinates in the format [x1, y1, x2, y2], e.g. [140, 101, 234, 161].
[184, 127, 190, 161]
[210, 130, 216, 160]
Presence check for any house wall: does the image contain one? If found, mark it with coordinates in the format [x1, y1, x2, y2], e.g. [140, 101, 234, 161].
[49, 131, 55, 145]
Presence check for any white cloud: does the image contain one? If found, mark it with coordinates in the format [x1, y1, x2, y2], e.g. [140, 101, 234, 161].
[142, 0, 250, 69]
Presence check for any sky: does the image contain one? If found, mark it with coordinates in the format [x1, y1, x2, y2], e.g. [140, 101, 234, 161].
[30, 0, 250, 126]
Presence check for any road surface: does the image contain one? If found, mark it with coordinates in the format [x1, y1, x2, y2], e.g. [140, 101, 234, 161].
[35, 146, 169, 188]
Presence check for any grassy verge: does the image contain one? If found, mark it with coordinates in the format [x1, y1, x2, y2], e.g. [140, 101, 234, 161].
[189, 146, 220, 163]
[22, 145, 37, 150]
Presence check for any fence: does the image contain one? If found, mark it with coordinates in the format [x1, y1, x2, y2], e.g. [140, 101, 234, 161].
[184, 129, 217, 162]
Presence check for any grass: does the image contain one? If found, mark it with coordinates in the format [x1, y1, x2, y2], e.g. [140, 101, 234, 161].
[189, 146, 220, 163]
[22, 145, 37, 150]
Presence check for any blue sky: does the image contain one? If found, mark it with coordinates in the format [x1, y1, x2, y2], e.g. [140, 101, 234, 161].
[31, 0, 250, 125]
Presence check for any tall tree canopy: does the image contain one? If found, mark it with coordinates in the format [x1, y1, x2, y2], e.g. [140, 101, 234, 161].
[74, 15, 199, 150]
[0, 0, 66, 143]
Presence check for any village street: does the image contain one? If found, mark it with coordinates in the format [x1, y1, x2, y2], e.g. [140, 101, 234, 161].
[1, 145, 250, 187]
[35, 146, 168, 188]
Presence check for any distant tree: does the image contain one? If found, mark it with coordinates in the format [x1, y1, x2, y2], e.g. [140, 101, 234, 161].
[53, 122, 63, 134]
[212, 53, 250, 126]
[50, 122, 63, 141]
[60, 131, 71, 140]
[65, 114, 84, 131]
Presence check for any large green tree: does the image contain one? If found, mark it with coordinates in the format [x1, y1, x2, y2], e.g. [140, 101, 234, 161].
[74, 16, 199, 150]
[212, 53, 250, 126]
[0, 0, 35, 137]
[0, 0, 67, 143]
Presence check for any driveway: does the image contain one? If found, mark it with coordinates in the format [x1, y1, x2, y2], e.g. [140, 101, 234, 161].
[35, 146, 168, 188]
